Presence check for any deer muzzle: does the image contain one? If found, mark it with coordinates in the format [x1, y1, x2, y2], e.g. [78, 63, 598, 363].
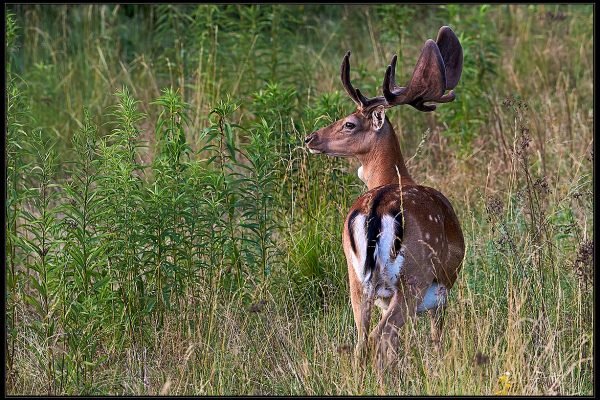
[304, 132, 322, 153]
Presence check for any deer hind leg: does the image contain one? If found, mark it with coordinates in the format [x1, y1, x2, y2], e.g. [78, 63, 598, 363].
[416, 281, 448, 349]
[348, 268, 373, 363]
[369, 283, 426, 372]
[356, 291, 375, 364]
[428, 306, 446, 350]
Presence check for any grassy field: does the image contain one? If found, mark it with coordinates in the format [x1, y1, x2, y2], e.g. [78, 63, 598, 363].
[5, 4, 593, 395]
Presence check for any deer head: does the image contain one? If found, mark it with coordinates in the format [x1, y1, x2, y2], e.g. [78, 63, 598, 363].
[304, 26, 463, 188]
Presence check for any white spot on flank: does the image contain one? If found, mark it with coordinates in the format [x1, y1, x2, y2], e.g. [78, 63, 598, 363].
[309, 148, 322, 154]
[428, 215, 434, 221]
[425, 232, 431, 240]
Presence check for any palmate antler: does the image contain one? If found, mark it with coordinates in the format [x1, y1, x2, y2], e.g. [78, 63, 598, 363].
[383, 26, 463, 111]
[341, 26, 463, 114]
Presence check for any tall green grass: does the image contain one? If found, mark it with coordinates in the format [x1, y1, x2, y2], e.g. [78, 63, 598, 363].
[5, 4, 593, 395]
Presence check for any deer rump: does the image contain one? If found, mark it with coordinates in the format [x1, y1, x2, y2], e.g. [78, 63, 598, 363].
[345, 184, 449, 313]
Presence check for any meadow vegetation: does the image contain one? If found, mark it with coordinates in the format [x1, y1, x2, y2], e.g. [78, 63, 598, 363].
[5, 4, 593, 395]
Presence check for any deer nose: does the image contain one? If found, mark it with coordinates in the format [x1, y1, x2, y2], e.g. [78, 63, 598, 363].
[304, 133, 316, 144]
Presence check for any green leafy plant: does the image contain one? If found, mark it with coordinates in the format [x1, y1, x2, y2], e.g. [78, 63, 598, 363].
[18, 130, 61, 394]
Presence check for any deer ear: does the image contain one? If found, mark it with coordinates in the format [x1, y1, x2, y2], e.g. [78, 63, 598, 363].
[371, 105, 386, 131]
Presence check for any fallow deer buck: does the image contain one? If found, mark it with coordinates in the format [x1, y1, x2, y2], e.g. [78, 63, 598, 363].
[304, 26, 465, 368]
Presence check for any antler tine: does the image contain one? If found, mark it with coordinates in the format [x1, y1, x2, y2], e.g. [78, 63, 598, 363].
[340, 51, 362, 107]
[340, 51, 387, 112]
[382, 55, 407, 102]
[386, 55, 399, 92]
[383, 27, 463, 112]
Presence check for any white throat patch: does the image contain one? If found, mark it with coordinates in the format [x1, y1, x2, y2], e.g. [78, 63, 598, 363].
[357, 166, 366, 184]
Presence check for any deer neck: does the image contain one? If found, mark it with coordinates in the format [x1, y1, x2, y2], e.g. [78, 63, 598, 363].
[356, 123, 414, 190]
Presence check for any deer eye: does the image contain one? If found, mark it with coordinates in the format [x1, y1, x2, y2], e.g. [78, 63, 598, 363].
[344, 122, 356, 130]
